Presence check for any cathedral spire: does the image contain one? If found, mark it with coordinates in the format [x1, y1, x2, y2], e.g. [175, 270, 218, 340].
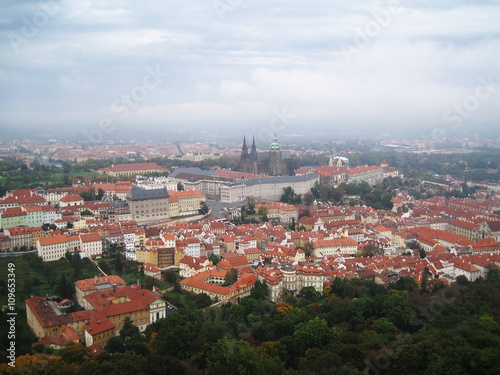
[250, 135, 257, 161]
[240, 136, 248, 161]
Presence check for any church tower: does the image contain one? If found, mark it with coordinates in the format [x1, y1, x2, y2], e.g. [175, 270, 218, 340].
[268, 133, 286, 176]
[250, 136, 257, 162]
[249, 136, 258, 174]
[240, 136, 249, 171]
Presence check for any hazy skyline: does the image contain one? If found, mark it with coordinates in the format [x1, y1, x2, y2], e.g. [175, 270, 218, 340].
[1, 0, 499, 144]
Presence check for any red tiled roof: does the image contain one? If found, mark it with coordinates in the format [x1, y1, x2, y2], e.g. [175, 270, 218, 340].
[1, 207, 26, 217]
[80, 232, 101, 243]
[85, 313, 115, 335]
[107, 163, 166, 172]
[25, 297, 72, 328]
[74, 275, 126, 292]
[60, 194, 83, 202]
[2, 189, 46, 205]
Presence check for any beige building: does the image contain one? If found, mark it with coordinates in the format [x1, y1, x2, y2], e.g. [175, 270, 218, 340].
[79, 233, 103, 259]
[37, 234, 100, 262]
[126, 187, 170, 224]
[99, 162, 167, 177]
[312, 237, 358, 257]
[168, 189, 206, 217]
[220, 174, 320, 203]
[179, 270, 257, 301]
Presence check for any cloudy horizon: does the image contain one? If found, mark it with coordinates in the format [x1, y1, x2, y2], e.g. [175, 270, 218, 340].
[1, 0, 499, 144]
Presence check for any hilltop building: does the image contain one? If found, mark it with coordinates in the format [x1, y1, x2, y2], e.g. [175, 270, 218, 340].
[240, 134, 293, 176]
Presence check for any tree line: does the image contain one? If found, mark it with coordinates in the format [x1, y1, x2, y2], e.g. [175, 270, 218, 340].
[3, 271, 499, 374]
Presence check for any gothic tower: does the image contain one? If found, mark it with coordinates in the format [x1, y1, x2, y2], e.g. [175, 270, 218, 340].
[268, 133, 286, 176]
[240, 136, 248, 171]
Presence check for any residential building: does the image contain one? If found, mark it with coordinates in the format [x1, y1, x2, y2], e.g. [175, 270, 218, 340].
[1, 189, 46, 209]
[168, 189, 206, 216]
[37, 234, 82, 261]
[0, 235, 11, 251]
[312, 237, 358, 257]
[79, 233, 103, 259]
[4, 226, 32, 249]
[0, 207, 28, 228]
[59, 194, 84, 207]
[22, 205, 44, 227]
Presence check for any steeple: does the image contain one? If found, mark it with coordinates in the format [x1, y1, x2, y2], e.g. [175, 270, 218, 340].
[269, 133, 281, 149]
[240, 135, 248, 161]
[250, 135, 257, 162]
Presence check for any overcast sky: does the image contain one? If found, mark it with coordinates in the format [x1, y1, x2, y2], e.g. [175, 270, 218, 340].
[0, 0, 499, 143]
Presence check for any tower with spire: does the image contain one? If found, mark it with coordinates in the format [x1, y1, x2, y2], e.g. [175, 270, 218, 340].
[268, 133, 287, 176]
[240, 136, 249, 164]
[250, 136, 257, 163]
[239, 133, 291, 176]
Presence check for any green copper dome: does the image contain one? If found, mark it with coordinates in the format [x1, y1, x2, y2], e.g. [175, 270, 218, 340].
[269, 134, 281, 149]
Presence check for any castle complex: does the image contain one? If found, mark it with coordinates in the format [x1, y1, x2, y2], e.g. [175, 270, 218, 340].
[239, 134, 293, 176]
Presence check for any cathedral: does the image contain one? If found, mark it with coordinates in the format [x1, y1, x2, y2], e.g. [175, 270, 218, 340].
[239, 134, 293, 176]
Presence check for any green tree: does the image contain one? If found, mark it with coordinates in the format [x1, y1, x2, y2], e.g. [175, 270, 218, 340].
[202, 338, 285, 375]
[120, 316, 140, 340]
[59, 343, 91, 364]
[199, 201, 209, 215]
[208, 253, 220, 265]
[359, 243, 382, 257]
[96, 188, 105, 200]
[390, 276, 419, 292]
[80, 191, 93, 201]
[487, 268, 500, 282]
[224, 268, 238, 286]
[298, 286, 322, 302]
[420, 266, 432, 294]
[258, 206, 269, 215]
[301, 242, 314, 257]
[81, 208, 93, 216]
[456, 275, 469, 285]
[250, 280, 269, 300]
[303, 192, 314, 206]
[192, 293, 213, 309]
[372, 317, 397, 335]
[319, 184, 331, 201]
[293, 317, 333, 349]
[115, 255, 123, 274]
[419, 247, 427, 259]
[280, 186, 301, 204]
[58, 273, 68, 299]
